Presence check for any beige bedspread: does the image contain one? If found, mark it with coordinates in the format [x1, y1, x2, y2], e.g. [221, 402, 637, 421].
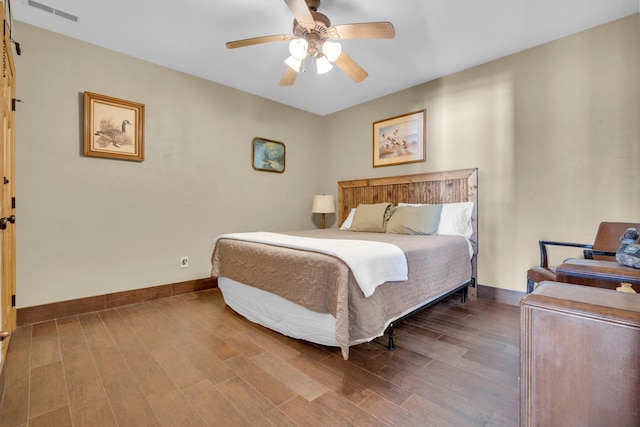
[211, 229, 471, 359]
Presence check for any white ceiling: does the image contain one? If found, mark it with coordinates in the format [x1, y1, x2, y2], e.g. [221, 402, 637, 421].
[9, 0, 640, 116]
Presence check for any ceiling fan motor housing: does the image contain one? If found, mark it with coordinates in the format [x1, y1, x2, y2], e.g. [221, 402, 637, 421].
[293, 11, 331, 56]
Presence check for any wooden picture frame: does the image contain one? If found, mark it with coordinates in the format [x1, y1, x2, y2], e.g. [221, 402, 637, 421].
[252, 137, 285, 173]
[83, 91, 145, 161]
[372, 109, 426, 167]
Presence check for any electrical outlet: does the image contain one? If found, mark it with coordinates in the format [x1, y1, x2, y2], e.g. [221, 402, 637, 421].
[180, 256, 189, 268]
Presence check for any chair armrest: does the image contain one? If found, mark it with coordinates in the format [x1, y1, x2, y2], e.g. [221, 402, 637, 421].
[584, 249, 617, 259]
[539, 240, 593, 268]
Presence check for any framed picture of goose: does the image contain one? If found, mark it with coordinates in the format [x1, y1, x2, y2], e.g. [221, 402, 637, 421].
[83, 92, 145, 161]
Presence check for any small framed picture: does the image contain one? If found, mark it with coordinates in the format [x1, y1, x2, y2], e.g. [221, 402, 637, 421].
[372, 110, 426, 167]
[83, 92, 145, 161]
[252, 137, 285, 173]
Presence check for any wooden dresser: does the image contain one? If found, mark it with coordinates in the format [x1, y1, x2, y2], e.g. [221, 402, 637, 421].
[520, 282, 640, 426]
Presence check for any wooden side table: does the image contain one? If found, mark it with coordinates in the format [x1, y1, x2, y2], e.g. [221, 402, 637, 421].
[556, 258, 640, 292]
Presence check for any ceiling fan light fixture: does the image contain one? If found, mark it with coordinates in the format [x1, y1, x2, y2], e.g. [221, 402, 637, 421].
[289, 38, 309, 60]
[316, 56, 333, 74]
[226, 0, 395, 86]
[322, 40, 342, 62]
[285, 56, 303, 72]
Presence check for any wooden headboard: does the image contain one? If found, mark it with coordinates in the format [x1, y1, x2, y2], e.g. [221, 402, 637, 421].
[338, 168, 479, 281]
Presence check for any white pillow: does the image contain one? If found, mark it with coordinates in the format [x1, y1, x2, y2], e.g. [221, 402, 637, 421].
[437, 202, 474, 239]
[398, 202, 474, 239]
[339, 208, 356, 230]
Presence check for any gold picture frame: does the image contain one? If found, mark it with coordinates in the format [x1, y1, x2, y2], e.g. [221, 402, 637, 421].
[83, 91, 145, 161]
[252, 137, 285, 173]
[372, 109, 426, 167]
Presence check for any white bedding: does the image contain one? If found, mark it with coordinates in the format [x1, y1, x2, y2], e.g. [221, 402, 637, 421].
[219, 277, 339, 346]
[214, 231, 408, 297]
[218, 275, 469, 349]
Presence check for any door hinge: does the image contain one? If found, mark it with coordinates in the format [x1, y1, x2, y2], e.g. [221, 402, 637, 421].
[11, 98, 22, 111]
[11, 294, 15, 307]
[11, 196, 15, 209]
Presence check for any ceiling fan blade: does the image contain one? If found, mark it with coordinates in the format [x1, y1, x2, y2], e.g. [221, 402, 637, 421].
[226, 34, 293, 49]
[279, 66, 299, 86]
[333, 51, 368, 83]
[328, 22, 395, 40]
[283, 0, 315, 30]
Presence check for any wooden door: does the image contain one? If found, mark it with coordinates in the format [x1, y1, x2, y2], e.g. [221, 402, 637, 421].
[0, 5, 16, 370]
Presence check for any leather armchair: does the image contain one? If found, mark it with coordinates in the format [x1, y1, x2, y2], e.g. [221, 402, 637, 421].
[526, 222, 640, 293]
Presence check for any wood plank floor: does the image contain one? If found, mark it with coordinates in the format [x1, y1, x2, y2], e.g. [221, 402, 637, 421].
[0, 289, 520, 426]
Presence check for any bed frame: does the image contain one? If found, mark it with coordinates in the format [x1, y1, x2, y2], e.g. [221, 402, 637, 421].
[337, 168, 479, 349]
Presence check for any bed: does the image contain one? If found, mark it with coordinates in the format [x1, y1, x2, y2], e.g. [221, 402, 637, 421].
[211, 168, 478, 359]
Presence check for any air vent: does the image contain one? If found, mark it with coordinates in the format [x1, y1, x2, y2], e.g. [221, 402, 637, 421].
[25, 0, 80, 23]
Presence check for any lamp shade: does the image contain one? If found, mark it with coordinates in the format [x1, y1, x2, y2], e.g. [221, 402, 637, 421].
[311, 195, 335, 214]
[289, 38, 309, 60]
[285, 55, 303, 71]
[322, 40, 342, 62]
[316, 55, 333, 74]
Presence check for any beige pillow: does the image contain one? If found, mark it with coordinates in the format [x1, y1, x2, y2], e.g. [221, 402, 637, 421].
[350, 203, 394, 233]
[385, 204, 443, 235]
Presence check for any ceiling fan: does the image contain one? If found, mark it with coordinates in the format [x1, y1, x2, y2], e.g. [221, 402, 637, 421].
[225, 0, 395, 86]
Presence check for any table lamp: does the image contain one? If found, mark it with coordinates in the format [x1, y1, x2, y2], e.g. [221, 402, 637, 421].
[312, 194, 335, 229]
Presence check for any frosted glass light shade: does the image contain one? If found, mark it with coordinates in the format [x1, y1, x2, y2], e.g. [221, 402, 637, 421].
[285, 56, 303, 71]
[322, 41, 342, 62]
[289, 38, 309, 60]
[316, 56, 333, 74]
[311, 195, 335, 213]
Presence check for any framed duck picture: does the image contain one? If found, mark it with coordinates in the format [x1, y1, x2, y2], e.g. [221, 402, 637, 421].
[372, 110, 426, 168]
[83, 91, 145, 161]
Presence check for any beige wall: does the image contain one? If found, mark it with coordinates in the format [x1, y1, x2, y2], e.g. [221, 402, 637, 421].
[322, 14, 640, 291]
[14, 23, 326, 307]
[14, 14, 639, 307]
